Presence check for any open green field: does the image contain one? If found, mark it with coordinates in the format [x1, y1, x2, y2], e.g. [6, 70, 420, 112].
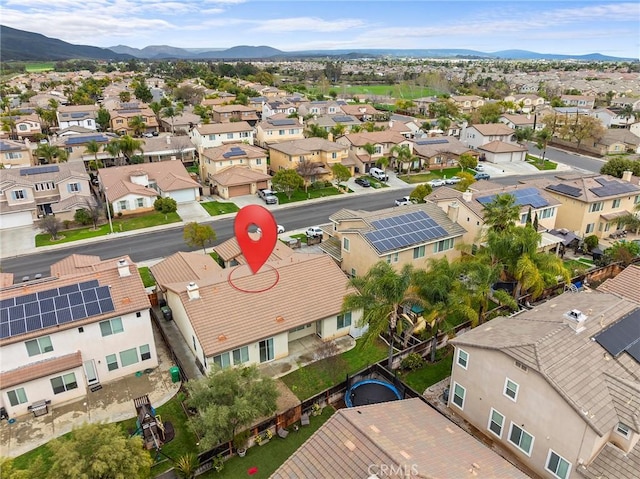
[25, 62, 55, 72]
[332, 84, 439, 100]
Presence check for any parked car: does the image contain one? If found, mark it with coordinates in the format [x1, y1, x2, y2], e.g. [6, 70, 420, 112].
[427, 178, 446, 187]
[445, 176, 461, 185]
[257, 188, 278, 205]
[369, 167, 389, 181]
[355, 177, 371, 187]
[474, 172, 491, 180]
[306, 226, 323, 238]
[256, 225, 285, 234]
[395, 196, 413, 206]
[475, 164, 485, 171]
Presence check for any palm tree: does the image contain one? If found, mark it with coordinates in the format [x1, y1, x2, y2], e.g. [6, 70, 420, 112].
[390, 144, 416, 174]
[129, 115, 147, 137]
[342, 262, 421, 369]
[117, 135, 144, 162]
[437, 116, 451, 133]
[84, 140, 102, 164]
[535, 128, 553, 162]
[149, 101, 163, 128]
[621, 104, 634, 128]
[34, 143, 68, 163]
[330, 123, 346, 139]
[162, 106, 179, 134]
[104, 141, 123, 166]
[482, 193, 520, 233]
[304, 123, 329, 139]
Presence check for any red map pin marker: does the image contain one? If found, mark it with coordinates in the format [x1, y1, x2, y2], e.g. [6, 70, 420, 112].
[234, 205, 277, 274]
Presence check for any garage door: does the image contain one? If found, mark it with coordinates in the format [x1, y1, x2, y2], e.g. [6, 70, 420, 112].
[0, 211, 33, 229]
[168, 189, 196, 203]
[229, 184, 252, 197]
[256, 181, 268, 190]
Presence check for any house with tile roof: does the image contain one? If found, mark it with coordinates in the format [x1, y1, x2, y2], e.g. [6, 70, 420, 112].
[56, 104, 99, 131]
[597, 264, 640, 303]
[594, 129, 640, 155]
[320, 203, 466, 278]
[50, 132, 118, 165]
[0, 255, 156, 417]
[150, 251, 361, 374]
[448, 290, 640, 479]
[0, 139, 33, 169]
[0, 162, 95, 229]
[14, 114, 43, 140]
[335, 130, 411, 174]
[560, 94, 596, 109]
[339, 103, 386, 121]
[254, 114, 305, 149]
[212, 235, 294, 268]
[139, 135, 197, 165]
[272, 397, 530, 479]
[268, 138, 351, 181]
[297, 100, 344, 117]
[450, 95, 485, 114]
[200, 143, 270, 198]
[210, 105, 259, 126]
[306, 113, 362, 134]
[98, 161, 200, 215]
[260, 99, 298, 119]
[189, 121, 255, 153]
[108, 102, 159, 136]
[412, 136, 478, 171]
[462, 123, 528, 163]
[499, 114, 541, 131]
[502, 94, 546, 114]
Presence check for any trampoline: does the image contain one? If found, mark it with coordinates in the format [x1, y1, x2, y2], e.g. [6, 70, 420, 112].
[345, 379, 402, 407]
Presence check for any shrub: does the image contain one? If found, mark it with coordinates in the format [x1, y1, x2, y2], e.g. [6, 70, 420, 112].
[312, 181, 325, 190]
[584, 235, 599, 252]
[74, 208, 93, 226]
[401, 352, 425, 371]
[233, 429, 250, 450]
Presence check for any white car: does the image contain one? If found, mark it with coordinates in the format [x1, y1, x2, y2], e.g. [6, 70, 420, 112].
[256, 225, 285, 235]
[395, 196, 413, 206]
[445, 176, 461, 185]
[427, 179, 446, 187]
[475, 164, 485, 171]
[305, 226, 323, 238]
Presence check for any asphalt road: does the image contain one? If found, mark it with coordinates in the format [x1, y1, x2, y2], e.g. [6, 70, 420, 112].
[527, 143, 605, 173]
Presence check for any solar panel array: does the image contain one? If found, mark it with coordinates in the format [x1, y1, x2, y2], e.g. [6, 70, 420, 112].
[547, 184, 582, 198]
[477, 188, 550, 208]
[69, 112, 89, 119]
[66, 135, 107, 146]
[19, 165, 60, 176]
[590, 178, 639, 197]
[0, 141, 18, 152]
[594, 308, 640, 363]
[416, 139, 449, 146]
[223, 147, 247, 158]
[269, 119, 296, 126]
[0, 280, 115, 339]
[365, 210, 448, 254]
[332, 115, 355, 123]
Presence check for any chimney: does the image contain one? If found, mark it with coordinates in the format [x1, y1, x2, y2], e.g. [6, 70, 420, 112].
[564, 309, 587, 333]
[186, 281, 200, 300]
[117, 258, 131, 277]
[462, 190, 473, 202]
[621, 170, 632, 182]
[166, 135, 171, 145]
[447, 201, 460, 223]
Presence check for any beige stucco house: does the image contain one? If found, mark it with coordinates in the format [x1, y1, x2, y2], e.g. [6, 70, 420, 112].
[254, 115, 305, 149]
[57, 104, 99, 131]
[450, 95, 485, 114]
[0, 139, 33, 169]
[336, 130, 410, 174]
[268, 138, 351, 181]
[448, 291, 640, 479]
[210, 105, 259, 126]
[189, 121, 254, 152]
[108, 103, 159, 136]
[412, 137, 477, 171]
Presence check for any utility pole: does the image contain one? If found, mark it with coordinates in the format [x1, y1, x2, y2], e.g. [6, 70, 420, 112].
[104, 187, 114, 234]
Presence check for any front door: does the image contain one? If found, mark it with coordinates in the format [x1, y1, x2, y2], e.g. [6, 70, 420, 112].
[316, 320, 323, 339]
[84, 359, 98, 385]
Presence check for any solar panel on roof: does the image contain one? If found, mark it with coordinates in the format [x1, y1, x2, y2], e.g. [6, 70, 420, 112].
[547, 184, 582, 198]
[79, 280, 99, 290]
[627, 341, 640, 363]
[332, 115, 355, 123]
[594, 308, 640, 361]
[0, 324, 8, 339]
[590, 179, 639, 197]
[364, 210, 449, 254]
[269, 119, 296, 126]
[223, 147, 247, 158]
[70, 112, 88, 118]
[20, 165, 60, 176]
[66, 135, 106, 146]
[416, 139, 449, 145]
[477, 188, 550, 209]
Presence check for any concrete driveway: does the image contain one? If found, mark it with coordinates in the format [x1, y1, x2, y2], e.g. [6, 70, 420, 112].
[176, 201, 211, 222]
[0, 225, 37, 260]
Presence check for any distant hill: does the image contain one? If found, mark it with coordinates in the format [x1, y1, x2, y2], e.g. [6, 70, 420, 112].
[0, 25, 132, 61]
[109, 44, 285, 59]
[491, 49, 630, 61]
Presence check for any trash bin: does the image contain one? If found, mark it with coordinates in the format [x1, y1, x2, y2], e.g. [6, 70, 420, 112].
[169, 366, 180, 383]
[161, 306, 172, 321]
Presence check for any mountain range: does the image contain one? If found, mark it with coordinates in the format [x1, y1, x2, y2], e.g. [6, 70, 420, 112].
[2, 25, 636, 62]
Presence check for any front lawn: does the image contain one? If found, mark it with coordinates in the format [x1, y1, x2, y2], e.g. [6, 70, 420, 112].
[138, 267, 156, 287]
[275, 187, 343, 204]
[35, 212, 181, 247]
[360, 175, 389, 188]
[398, 167, 462, 184]
[526, 155, 558, 171]
[200, 201, 240, 216]
[281, 339, 387, 401]
[563, 259, 590, 276]
[398, 349, 454, 393]
[289, 233, 307, 244]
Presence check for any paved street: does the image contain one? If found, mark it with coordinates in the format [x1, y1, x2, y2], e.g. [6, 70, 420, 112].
[527, 143, 605, 173]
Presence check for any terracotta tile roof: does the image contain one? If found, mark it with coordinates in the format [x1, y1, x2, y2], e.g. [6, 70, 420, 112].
[201, 144, 267, 163]
[257, 117, 303, 131]
[500, 114, 536, 126]
[451, 291, 640, 435]
[213, 237, 295, 263]
[598, 265, 640, 303]
[272, 398, 529, 479]
[211, 105, 256, 113]
[209, 167, 271, 187]
[164, 253, 353, 356]
[194, 121, 253, 135]
[0, 351, 82, 389]
[48, 254, 102, 276]
[478, 140, 528, 153]
[268, 138, 346, 155]
[580, 442, 640, 479]
[470, 123, 515, 136]
[150, 251, 222, 289]
[0, 273, 14, 287]
[338, 131, 408, 147]
[412, 137, 472, 157]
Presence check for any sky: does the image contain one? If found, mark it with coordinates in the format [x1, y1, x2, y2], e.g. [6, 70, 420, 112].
[3, 0, 639, 58]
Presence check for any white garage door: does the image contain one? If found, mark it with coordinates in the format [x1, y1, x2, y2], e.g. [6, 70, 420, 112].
[0, 211, 33, 229]
[168, 189, 197, 203]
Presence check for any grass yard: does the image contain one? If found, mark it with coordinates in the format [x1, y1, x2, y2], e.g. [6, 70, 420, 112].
[138, 267, 156, 287]
[563, 259, 590, 276]
[360, 175, 389, 188]
[25, 62, 55, 72]
[289, 233, 307, 244]
[35, 212, 181, 246]
[398, 167, 462, 184]
[201, 406, 334, 479]
[200, 201, 240, 216]
[282, 339, 387, 401]
[526, 155, 558, 171]
[313, 84, 440, 100]
[398, 350, 454, 394]
[275, 187, 342, 204]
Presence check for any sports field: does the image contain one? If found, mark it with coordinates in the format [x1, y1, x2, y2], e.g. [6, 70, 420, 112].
[25, 62, 55, 72]
[315, 83, 439, 100]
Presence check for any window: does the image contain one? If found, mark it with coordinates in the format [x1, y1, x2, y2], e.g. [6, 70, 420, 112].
[434, 238, 454, 253]
[588, 202, 604, 213]
[520, 213, 528, 224]
[7, 388, 28, 407]
[232, 346, 249, 365]
[508, 423, 534, 455]
[119, 200, 128, 211]
[256, 158, 262, 165]
[386, 252, 399, 264]
[12, 190, 26, 200]
[227, 133, 234, 139]
[6, 151, 22, 160]
[25, 336, 53, 356]
[213, 352, 231, 368]
[350, 268, 357, 277]
[106, 354, 119, 371]
[585, 223, 595, 234]
[540, 207, 555, 219]
[546, 450, 571, 479]
[119, 348, 139, 367]
[136, 198, 144, 208]
[616, 422, 630, 438]
[635, 195, 640, 205]
[332, 152, 337, 159]
[279, 129, 285, 135]
[413, 245, 425, 259]
[612, 198, 621, 209]
[67, 183, 80, 192]
[456, 349, 468, 369]
[343, 237, 350, 251]
[140, 344, 151, 361]
[504, 378, 519, 401]
[51, 373, 78, 394]
[488, 408, 505, 438]
[452, 382, 465, 409]
[259, 338, 274, 363]
[514, 360, 528, 372]
[337, 312, 352, 329]
[100, 318, 123, 337]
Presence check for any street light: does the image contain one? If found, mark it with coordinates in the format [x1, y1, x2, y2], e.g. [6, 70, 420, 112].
[104, 187, 114, 234]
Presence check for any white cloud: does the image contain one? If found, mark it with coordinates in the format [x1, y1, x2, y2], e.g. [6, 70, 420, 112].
[252, 16, 366, 33]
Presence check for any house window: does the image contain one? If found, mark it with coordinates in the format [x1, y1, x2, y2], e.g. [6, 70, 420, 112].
[616, 423, 630, 438]
[508, 423, 534, 455]
[256, 158, 262, 165]
[332, 152, 337, 159]
[351, 268, 357, 277]
[540, 207, 555, 219]
[488, 408, 505, 438]
[514, 360, 528, 372]
[279, 129, 285, 135]
[434, 238, 454, 253]
[227, 133, 234, 139]
[140, 344, 151, 361]
[136, 198, 144, 208]
[588, 202, 604, 213]
[100, 318, 123, 337]
[634, 195, 640, 205]
[456, 349, 468, 369]
[232, 346, 249, 365]
[106, 354, 119, 371]
[520, 213, 528, 224]
[119, 347, 139, 367]
[67, 183, 80, 192]
[259, 338, 274, 363]
[504, 378, 519, 401]
[337, 312, 352, 329]
[25, 336, 53, 356]
[386, 252, 399, 264]
[585, 223, 595, 234]
[452, 382, 465, 409]
[12, 190, 26, 200]
[413, 245, 425, 259]
[7, 388, 28, 407]
[546, 450, 571, 479]
[51, 373, 78, 394]
[192, 336, 197, 351]
[343, 237, 350, 251]
[119, 200, 128, 210]
[7, 152, 22, 159]
[612, 198, 621, 209]
[213, 352, 231, 369]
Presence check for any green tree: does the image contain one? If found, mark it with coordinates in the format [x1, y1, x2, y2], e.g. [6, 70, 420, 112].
[119, 91, 131, 103]
[620, 104, 634, 127]
[96, 107, 111, 132]
[600, 157, 640, 178]
[560, 115, 606, 153]
[271, 169, 304, 200]
[409, 184, 432, 203]
[34, 143, 68, 163]
[304, 123, 329, 139]
[104, 141, 123, 166]
[84, 140, 102, 163]
[390, 144, 416, 173]
[175, 454, 200, 479]
[331, 163, 351, 188]
[606, 240, 640, 266]
[154, 196, 178, 218]
[184, 222, 216, 253]
[514, 127, 534, 143]
[329, 123, 346, 139]
[186, 365, 279, 450]
[74, 200, 102, 229]
[129, 115, 147, 137]
[133, 79, 153, 103]
[47, 422, 152, 479]
[162, 106, 179, 134]
[342, 262, 421, 369]
[535, 128, 553, 162]
[472, 103, 502, 124]
[455, 171, 476, 192]
[583, 234, 600, 252]
[482, 193, 520, 233]
[117, 135, 144, 161]
[436, 116, 451, 132]
[457, 152, 477, 171]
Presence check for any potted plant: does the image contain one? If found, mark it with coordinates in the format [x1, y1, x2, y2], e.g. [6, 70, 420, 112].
[234, 430, 250, 457]
[255, 429, 273, 446]
[212, 454, 224, 472]
[311, 403, 322, 416]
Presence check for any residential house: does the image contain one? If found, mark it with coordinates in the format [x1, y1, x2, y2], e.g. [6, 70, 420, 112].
[212, 236, 295, 268]
[272, 398, 530, 479]
[297, 100, 344, 117]
[320, 203, 466, 278]
[0, 255, 156, 417]
[594, 129, 640, 155]
[141, 135, 197, 165]
[51, 132, 117, 165]
[631, 122, 640, 139]
[463, 123, 527, 163]
[56, 105, 99, 131]
[387, 114, 422, 138]
[306, 114, 362, 134]
[413, 96, 438, 116]
[560, 95, 597, 109]
[412, 137, 477, 171]
[448, 291, 640, 479]
[503, 94, 546, 113]
[610, 97, 640, 111]
[158, 110, 201, 135]
[598, 264, 640, 303]
[268, 138, 351, 181]
[499, 114, 541, 131]
[254, 115, 305, 149]
[336, 130, 410, 174]
[261, 99, 298, 119]
[200, 144, 270, 198]
[0, 139, 33, 169]
[108, 102, 159, 136]
[339, 103, 385, 122]
[0, 163, 94, 229]
[14, 115, 43, 140]
[200, 93, 236, 108]
[98, 161, 200, 215]
[150, 251, 362, 374]
[450, 95, 485, 114]
[189, 122, 254, 154]
[247, 96, 268, 115]
[210, 105, 259, 126]
[592, 107, 636, 129]
[427, 185, 561, 246]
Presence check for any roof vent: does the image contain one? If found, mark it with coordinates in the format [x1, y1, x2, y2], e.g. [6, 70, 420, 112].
[564, 309, 587, 333]
[186, 281, 200, 300]
[117, 259, 131, 277]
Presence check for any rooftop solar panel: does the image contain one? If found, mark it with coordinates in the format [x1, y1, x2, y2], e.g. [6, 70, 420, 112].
[19, 165, 60, 176]
[0, 141, 19, 152]
[269, 119, 296, 126]
[627, 341, 640, 363]
[364, 210, 449, 254]
[477, 188, 550, 209]
[69, 112, 89, 118]
[590, 179, 639, 197]
[416, 139, 449, 145]
[547, 184, 582, 198]
[332, 115, 355, 123]
[66, 135, 107, 146]
[594, 308, 640, 358]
